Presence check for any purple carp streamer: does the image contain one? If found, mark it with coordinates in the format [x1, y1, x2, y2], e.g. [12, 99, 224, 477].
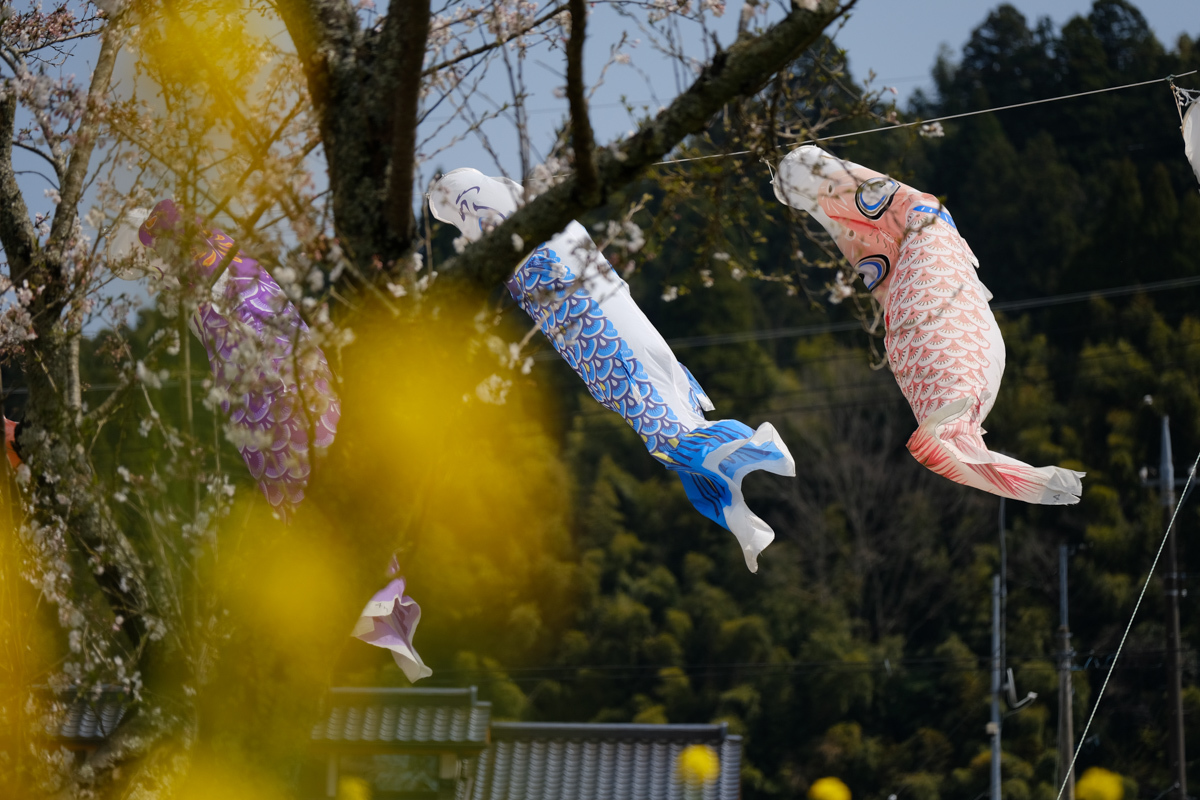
[430, 169, 796, 572]
[137, 199, 340, 518]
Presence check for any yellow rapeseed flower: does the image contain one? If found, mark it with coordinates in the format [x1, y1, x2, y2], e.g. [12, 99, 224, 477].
[1076, 767, 1124, 800]
[677, 744, 721, 786]
[809, 777, 851, 800]
[337, 776, 372, 800]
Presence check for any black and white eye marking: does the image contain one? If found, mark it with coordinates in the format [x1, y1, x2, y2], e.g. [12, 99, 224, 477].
[855, 176, 900, 219]
[855, 254, 890, 291]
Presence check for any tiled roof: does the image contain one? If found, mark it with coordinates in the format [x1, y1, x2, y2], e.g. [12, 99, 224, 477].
[46, 691, 131, 742]
[311, 687, 492, 750]
[468, 722, 742, 800]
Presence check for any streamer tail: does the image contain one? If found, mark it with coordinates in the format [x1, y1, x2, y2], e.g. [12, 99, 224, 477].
[907, 398, 1083, 505]
[667, 420, 796, 572]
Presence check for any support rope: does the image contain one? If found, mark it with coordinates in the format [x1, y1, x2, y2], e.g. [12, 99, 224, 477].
[1054, 449, 1200, 800]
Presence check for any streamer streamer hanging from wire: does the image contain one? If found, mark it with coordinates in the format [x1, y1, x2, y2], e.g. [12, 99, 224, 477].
[652, 70, 1199, 168]
[1171, 80, 1200, 187]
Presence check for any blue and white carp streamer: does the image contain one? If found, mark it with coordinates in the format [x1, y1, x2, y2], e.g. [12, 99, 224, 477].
[429, 169, 796, 572]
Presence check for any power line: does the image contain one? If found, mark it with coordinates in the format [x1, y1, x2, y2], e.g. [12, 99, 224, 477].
[410, 642, 1180, 681]
[1055, 447, 1200, 800]
[9, 266, 1198, 410]
[532, 273, 1200, 360]
[653, 69, 1199, 167]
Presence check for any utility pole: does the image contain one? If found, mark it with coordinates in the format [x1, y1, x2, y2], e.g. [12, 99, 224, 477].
[991, 573, 1002, 800]
[1000, 498, 1008, 686]
[1057, 545, 1075, 800]
[1160, 416, 1187, 800]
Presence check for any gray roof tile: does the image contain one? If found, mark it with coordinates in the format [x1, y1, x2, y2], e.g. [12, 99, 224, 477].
[312, 687, 492, 749]
[472, 723, 742, 800]
[46, 692, 130, 741]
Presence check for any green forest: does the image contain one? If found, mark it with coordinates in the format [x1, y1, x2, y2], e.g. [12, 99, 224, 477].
[41, 2, 1200, 799]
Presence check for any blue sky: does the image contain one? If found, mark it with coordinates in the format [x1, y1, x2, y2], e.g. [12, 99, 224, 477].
[423, 0, 1197, 179]
[835, 0, 1195, 102]
[10, 0, 1197, 275]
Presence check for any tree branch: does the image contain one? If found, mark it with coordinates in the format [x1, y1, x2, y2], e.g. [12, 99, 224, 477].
[441, 0, 850, 289]
[274, 0, 360, 113]
[566, 0, 597, 204]
[13, 140, 62, 180]
[0, 95, 38, 280]
[382, 0, 432, 250]
[16, 25, 105, 56]
[46, 21, 120, 253]
[420, 3, 568, 77]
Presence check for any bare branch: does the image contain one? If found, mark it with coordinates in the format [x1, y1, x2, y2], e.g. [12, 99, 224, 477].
[420, 3, 568, 77]
[0, 95, 38, 279]
[442, 0, 851, 290]
[566, 0, 597, 203]
[47, 20, 121, 253]
[382, 0, 432, 249]
[275, 0, 361, 111]
[12, 140, 61, 180]
[15, 25, 104, 56]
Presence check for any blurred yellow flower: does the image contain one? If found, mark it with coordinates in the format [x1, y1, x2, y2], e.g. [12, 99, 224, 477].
[1076, 768, 1124, 800]
[677, 744, 721, 786]
[338, 776, 372, 800]
[809, 776, 851, 800]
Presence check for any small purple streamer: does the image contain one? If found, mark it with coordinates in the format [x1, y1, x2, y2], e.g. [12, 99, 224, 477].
[351, 570, 432, 683]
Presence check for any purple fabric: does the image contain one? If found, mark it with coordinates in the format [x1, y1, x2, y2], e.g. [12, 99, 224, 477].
[138, 199, 340, 518]
[351, 575, 432, 682]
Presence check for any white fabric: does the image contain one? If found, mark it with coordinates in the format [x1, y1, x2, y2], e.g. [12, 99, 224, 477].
[430, 168, 797, 571]
[1184, 98, 1200, 187]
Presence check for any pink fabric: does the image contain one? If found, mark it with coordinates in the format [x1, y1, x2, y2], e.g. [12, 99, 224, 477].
[775, 147, 1083, 504]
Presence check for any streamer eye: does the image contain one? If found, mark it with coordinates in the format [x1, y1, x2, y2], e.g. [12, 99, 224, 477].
[855, 254, 891, 291]
[855, 176, 900, 219]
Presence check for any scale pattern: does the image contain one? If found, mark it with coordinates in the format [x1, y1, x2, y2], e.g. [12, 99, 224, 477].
[509, 246, 688, 456]
[885, 211, 998, 424]
[884, 210, 1081, 503]
[773, 145, 1083, 504]
[139, 200, 340, 518]
[429, 168, 794, 570]
[509, 243, 790, 555]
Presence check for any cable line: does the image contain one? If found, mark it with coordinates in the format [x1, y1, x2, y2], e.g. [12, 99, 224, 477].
[529, 273, 1200, 359]
[1055, 447, 1200, 800]
[668, 273, 1200, 349]
[653, 70, 1199, 167]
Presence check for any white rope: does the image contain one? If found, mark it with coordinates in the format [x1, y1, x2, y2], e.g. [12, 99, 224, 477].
[1171, 79, 1200, 125]
[1054, 448, 1200, 800]
[652, 69, 1199, 167]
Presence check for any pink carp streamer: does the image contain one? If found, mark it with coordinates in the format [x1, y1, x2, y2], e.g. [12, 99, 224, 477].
[137, 199, 340, 518]
[774, 146, 1084, 505]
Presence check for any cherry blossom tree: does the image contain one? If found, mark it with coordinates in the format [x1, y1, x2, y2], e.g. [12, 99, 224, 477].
[0, 0, 853, 795]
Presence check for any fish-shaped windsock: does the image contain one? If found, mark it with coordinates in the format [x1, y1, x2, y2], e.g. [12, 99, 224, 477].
[774, 146, 1084, 504]
[352, 567, 432, 683]
[1175, 85, 1200, 187]
[137, 200, 341, 517]
[429, 169, 796, 571]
